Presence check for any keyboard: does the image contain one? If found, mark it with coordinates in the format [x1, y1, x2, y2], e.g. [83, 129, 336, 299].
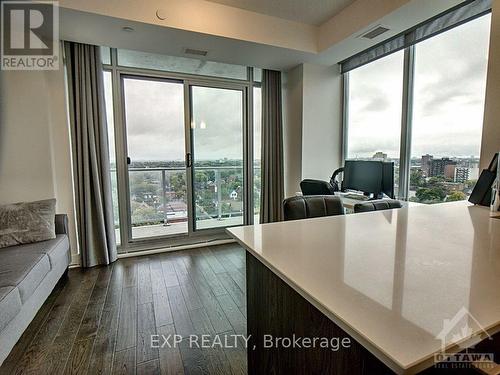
[343, 193, 369, 201]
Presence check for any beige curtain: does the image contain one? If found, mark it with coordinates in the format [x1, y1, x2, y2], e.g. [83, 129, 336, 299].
[260, 69, 284, 223]
[64, 41, 117, 267]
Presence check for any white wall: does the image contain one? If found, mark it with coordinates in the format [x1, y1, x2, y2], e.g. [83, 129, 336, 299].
[301, 63, 343, 181]
[0, 62, 78, 265]
[0, 71, 55, 201]
[283, 66, 303, 197]
[282, 63, 343, 196]
[480, 0, 500, 170]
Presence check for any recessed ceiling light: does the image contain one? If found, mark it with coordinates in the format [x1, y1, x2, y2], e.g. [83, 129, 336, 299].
[122, 26, 134, 32]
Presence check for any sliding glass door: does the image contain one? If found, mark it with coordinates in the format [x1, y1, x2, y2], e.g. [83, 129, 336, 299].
[103, 49, 260, 251]
[190, 85, 245, 230]
[122, 76, 188, 239]
[117, 73, 249, 246]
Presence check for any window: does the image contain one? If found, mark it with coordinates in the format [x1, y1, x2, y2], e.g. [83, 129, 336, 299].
[344, 14, 491, 203]
[103, 71, 120, 244]
[191, 86, 244, 229]
[101, 46, 111, 65]
[101, 48, 261, 250]
[409, 15, 490, 204]
[253, 68, 263, 82]
[122, 77, 188, 239]
[346, 51, 404, 196]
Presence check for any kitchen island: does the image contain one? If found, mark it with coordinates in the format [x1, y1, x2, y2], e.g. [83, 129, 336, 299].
[227, 202, 500, 374]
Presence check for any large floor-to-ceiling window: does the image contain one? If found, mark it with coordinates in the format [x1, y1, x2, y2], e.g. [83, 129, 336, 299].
[409, 15, 490, 203]
[346, 51, 404, 196]
[344, 11, 491, 204]
[102, 49, 262, 252]
[103, 70, 121, 244]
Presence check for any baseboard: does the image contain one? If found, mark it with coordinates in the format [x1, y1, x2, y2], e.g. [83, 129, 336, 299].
[117, 238, 237, 259]
[67, 238, 237, 268]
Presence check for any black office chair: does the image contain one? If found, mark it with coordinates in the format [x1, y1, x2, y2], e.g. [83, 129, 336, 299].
[283, 195, 345, 221]
[300, 168, 344, 196]
[353, 199, 402, 213]
[300, 179, 336, 196]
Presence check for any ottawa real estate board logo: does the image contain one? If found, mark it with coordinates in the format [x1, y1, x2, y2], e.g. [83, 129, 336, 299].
[1, 1, 59, 70]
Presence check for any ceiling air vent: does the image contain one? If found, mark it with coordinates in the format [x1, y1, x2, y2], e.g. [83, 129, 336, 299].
[184, 48, 208, 57]
[359, 25, 390, 40]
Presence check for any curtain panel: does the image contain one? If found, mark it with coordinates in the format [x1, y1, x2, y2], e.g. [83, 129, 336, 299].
[260, 69, 284, 223]
[64, 41, 117, 267]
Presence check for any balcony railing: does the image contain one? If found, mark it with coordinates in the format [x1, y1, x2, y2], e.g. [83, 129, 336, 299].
[111, 165, 261, 238]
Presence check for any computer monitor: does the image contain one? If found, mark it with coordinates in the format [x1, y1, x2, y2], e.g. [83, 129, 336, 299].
[343, 160, 395, 199]
[382, 162, 395, 199]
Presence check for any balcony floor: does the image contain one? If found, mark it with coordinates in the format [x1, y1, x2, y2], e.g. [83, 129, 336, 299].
[117, 215, 258, 240]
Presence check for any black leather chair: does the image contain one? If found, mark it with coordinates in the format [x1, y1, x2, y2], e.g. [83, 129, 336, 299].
[353, 199, 402, 213]
[300, 179, 336, 196]
[283, 195, 344, 221]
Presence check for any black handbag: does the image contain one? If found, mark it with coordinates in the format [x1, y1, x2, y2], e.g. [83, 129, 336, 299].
[469, 153, 498, 206]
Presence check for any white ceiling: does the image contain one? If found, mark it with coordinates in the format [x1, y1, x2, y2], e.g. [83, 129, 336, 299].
[205, 0, 356, 25]
[59, 0, 462, 71]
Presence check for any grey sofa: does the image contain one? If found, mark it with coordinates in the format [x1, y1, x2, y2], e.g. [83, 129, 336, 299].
[0, 214, 71, 365]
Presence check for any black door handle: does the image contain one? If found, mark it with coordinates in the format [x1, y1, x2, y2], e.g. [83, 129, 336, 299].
[126, 157, 131, 165]
[186, 153, 192, 167]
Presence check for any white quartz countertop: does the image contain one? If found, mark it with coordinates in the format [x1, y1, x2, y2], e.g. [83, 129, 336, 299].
[227, 202, 500, 374]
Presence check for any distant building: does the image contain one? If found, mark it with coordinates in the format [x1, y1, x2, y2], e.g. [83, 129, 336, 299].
[469, 167, 479, 180]
[230, 190, 238, 200]
[421, 154, 433, 177]
[372, 152, 388, 161]
[444, 164, 456, 180]
[454, 167, 470, 183]
[430, 158, 456, 178]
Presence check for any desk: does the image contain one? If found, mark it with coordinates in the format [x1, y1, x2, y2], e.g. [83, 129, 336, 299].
[295, 191, 422, 212]
[334, 192, 422, 211]
[227, 202, 500, 374]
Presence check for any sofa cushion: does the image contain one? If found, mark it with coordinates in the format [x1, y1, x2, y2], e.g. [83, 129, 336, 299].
[45, 235, 71, 268]
[2, 235, 71, 269]
[0, 199, 56, 249]
[0, 286, 22, 332]
[0, 250, 51, 303]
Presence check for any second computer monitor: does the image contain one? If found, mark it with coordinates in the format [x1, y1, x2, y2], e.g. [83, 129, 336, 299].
[382, 162, 395, 199]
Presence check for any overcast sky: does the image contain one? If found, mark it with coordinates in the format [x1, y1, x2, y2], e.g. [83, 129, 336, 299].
[105, 76, 259, 162]
[347, 14, 491, 159]
[105, 14, 491, 163]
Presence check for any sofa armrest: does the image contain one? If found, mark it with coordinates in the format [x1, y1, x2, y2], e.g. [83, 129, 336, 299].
[55, 214, 69, 235]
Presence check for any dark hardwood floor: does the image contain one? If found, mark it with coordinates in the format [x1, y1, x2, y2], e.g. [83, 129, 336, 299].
[0, 244, 248, 375]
